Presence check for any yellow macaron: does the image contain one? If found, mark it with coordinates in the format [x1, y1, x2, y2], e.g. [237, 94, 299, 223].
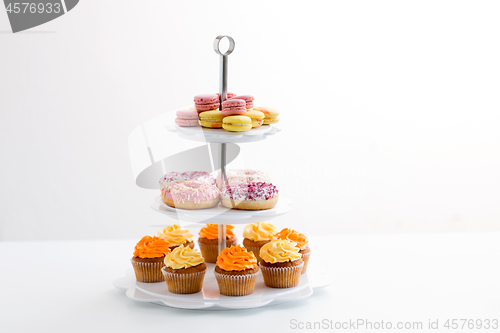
[244, 110, 265, 128]
[253, 106, 279, 125]
[199, 110, 224, 128]
[222, 116, 252, 132]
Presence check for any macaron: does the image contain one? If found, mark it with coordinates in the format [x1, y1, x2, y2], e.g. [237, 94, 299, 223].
[253, 106, 279, 124]
[199, 110, 224, 128]
[222, 116, 252, 132]
[244, 110, 265, 128]
[230, 95, 255, 109]
[216, 92, 236, 100]
[194, 94, 220, 111]
[221, 99, 247, 116]
[175, 109, 199, 127]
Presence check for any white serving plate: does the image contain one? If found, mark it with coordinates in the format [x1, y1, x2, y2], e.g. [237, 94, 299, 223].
[166, 124, 281, 143]
[114, 264, 331, 310]
[150, 195, 292, 224]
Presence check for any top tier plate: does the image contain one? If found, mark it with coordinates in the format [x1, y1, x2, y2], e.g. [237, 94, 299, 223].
[165, 124, 281, 143]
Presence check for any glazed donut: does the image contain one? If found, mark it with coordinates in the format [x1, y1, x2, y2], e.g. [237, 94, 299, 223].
[221, 182, 279, 210]
[159, 171, 215, 190]
[162, 180, 220, 210]
[217, 169, 271, 188]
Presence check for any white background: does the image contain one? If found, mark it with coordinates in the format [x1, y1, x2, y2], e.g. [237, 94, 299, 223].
[1, 0, 500, 241]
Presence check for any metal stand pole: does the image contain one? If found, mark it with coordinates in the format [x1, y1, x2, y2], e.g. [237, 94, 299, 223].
[214, 35, 235, 254]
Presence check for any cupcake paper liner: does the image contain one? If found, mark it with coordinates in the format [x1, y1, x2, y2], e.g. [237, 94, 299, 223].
[214, 271, 259, 296]
[198, 240, 236, 263]
[197, 242, 219, 263]
[243, 245, 264, 263]
[130, 258, 165, 283]
[161, 268, 206, 294]
[301, 251, 311, 274]
[259, 262, 304, 288]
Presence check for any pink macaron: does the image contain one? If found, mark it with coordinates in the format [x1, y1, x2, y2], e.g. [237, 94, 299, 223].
[230, 95, 255, 109]
[175, 109, 199, 127]
[216, 92, 236, 100]
[194, 94, 220, 111]
[221, 99, 247, 116]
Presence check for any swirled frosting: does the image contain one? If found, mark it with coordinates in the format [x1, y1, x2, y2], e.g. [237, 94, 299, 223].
[243, 222, 278, 241]
[157, 224, 194, 247]
[163, 245, 204, 269]
[259, 239, 302, 263]
[198, 224, 235, 239]
[163, 180, 220, 204]
[216, 245, 257, 271]
[221, 182, 278, 201]
[133, 236, 171, 259]
[274, 228, 309, 250]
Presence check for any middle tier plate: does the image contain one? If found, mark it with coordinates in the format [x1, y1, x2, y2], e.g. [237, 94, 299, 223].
[151, 195, 291, 224]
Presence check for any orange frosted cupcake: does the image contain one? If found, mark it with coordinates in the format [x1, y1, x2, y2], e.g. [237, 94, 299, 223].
[275, 228, 310, 274]
[131, 236, 171, 283]
[161, 245, 207, 294]
[214, 245, 259, 296]
[259, 239, 303, 288]
[242, 222, 278, 263]
[157, 224, 195, 251]
[197, 224, 237, 263]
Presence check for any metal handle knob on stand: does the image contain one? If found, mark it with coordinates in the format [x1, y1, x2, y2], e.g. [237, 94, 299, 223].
[214, 35, 235, 253]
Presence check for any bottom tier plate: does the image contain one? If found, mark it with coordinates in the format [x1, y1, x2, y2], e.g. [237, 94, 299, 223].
[114, 264, 331, 310]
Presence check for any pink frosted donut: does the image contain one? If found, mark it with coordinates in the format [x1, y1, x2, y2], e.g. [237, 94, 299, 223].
[159, 171, 215, 189]
[220, 182, 278, 210]
[216, 169, 271, 188]
[162, 180, 220, 209]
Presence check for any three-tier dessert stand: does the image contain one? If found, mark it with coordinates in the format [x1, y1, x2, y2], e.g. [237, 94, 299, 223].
[114, 36, 331, 310]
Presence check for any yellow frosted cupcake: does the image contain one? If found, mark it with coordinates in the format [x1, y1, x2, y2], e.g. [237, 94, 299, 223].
[274, 228, 310, 274]
[157, 224, 195, 251]
[161, 245, 207, 294]
[130, 236, 171, 283]
[242, 222, 278, 263]
[259, 239, 303, 288]
[214, 245, 259, 296]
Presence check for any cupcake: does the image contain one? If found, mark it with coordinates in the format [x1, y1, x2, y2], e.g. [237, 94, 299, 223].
[275, 228, 310, 274]
[214, 245, 259, 296]
[130, 236, 171, 283]
[242, 222, 278, 263]
[197, 224, 237, 263]
[157, 224, 195, 251]
[161, 245, 207, 294]
[259, 239, 303, 288]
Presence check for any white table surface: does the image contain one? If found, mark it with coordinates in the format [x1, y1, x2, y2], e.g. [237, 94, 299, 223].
[1, 233, 499, 333]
